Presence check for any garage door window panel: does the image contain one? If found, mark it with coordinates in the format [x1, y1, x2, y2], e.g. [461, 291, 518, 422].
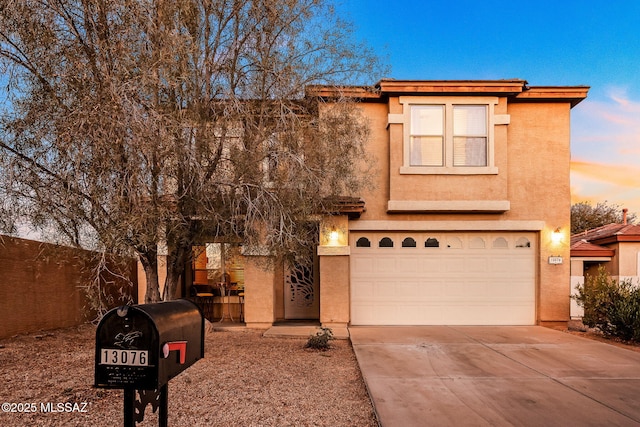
[402, 237, 417, 247]
[492, 237, 509, 248]
[469, 237, 486, 249]
[379, 237, 394, 248]
[446, 237, 463, 249]
[356, 237, 371, 247]
[425, 238, 440, 248]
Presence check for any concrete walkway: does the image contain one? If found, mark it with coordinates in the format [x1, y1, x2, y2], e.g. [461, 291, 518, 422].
[349, 326, 640, 427]
[210, 321, 351, 339]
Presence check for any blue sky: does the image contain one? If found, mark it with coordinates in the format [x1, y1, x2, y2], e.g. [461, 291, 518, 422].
[337, 0, 640, 215]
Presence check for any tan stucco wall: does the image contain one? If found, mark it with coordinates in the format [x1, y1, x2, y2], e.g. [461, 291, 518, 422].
[509, 102, 572, 323]
[608, 242, 640, 283]
[243, 256, 277, 328]
[388, 99, 509, 204]
[319, 255, 350, 327]
[274, 259, 285, 321]
[347, 97, 574, 325]
[356, 102, 390, 218]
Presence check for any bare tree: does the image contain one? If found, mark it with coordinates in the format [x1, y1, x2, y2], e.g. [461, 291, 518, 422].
[0, 0, 383, 301]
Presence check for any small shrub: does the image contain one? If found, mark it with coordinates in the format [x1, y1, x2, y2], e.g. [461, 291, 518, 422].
[305, 327, 334, 350]
[573, 266, 640, 342]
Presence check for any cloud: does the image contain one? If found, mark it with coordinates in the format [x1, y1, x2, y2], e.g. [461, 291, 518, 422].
[571, 161, 640, 188]
[572, 88, 640, 162]
[570, 160, 640, 214]
[570, 89, 640, 214]
[608, 87, 640, 113]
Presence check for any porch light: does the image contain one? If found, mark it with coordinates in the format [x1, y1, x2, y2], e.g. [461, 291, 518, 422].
[551, 227, 563, 244]
[329, 228, 340, 244]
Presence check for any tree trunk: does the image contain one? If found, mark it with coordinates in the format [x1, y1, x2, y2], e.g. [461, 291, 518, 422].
[139, 251, 161, 303]
[163, 243, 190, 301]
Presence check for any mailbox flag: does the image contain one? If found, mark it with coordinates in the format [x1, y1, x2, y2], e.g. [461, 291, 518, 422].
[163, 341, 188, 364]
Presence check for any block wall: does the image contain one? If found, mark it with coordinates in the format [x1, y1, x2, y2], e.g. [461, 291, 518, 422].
[0, 235, 137, 339]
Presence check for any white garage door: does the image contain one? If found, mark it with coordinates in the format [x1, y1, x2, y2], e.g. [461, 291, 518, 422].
[350, 232, 536, 325]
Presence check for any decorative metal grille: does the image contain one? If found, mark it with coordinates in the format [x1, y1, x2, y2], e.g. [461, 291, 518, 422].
[286, 261, 315, 309]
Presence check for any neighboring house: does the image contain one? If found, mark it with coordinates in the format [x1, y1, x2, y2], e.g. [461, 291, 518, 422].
[570, 213, 640, 318]
[139, 79, 589, 328]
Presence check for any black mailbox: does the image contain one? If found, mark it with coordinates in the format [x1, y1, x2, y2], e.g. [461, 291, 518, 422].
[95, 299, 204, 391]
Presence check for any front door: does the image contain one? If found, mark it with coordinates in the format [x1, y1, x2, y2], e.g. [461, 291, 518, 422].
[284, 254, 319, 320]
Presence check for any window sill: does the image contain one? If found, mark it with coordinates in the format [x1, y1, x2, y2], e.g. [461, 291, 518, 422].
[400, 166, 499, 175]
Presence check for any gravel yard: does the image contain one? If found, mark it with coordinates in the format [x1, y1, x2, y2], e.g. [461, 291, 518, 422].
[0, 323, 378, 427]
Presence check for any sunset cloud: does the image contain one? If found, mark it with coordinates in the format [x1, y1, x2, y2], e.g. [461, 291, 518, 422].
[570, 161, 640, 214]
[572, 88, 640, 162]
[571, 161, 640, 189]
[570, 89, 640, 214]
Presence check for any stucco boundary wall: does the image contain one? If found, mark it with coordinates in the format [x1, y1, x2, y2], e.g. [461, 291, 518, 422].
[0, 235, 137, 339]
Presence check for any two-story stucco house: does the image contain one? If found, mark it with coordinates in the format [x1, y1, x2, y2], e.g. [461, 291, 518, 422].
[239, 78, 589, 328]
[140, 79, 589, 329]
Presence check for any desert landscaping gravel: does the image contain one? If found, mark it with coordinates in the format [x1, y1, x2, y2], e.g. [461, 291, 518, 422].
[0, 323, 378, 426]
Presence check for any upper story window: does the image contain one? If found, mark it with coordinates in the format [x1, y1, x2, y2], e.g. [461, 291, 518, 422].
[392, 96, 502, 175]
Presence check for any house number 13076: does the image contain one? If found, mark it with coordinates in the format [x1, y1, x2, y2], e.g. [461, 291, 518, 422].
[100, 349, 148, 366]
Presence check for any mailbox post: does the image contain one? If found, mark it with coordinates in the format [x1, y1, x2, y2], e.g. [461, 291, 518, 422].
[95, 299, 204, 426]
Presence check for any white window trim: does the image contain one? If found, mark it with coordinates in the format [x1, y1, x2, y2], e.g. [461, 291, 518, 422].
[393, 96, 502, 175]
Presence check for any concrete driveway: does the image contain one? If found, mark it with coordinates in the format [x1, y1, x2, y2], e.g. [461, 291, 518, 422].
[349, 326, 640, 427]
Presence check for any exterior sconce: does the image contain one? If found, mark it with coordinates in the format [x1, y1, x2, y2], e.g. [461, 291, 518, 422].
[551, 227, 562, 244]
[329, 228, 340, 244]
[318, 218, 350, 255]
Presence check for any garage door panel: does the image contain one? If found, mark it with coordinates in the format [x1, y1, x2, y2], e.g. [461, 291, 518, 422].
[374, 256, 397, 274]
[351, 285, 374, 299]
[350, 303, 377, 325]
[418, 280, 447, 299]
[443, 256, 468, 273]
[350, 232, 536, 325]
[463, 256, 490, 273]
[445, 281, 477, 299]
[451, 280, 489, 299]
[396, 256, 423, 275]
[352, 256, 376, 275]
[489, 255, 533, 274]
[395, 280, 421, 296]
[489, 282, 534, 301]
[375, 281, 399, 299]
[420, 257, 446, 273]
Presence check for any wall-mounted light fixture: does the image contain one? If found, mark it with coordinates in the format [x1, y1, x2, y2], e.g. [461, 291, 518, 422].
[318, 218, 350, 255]
[329, 227, 340, 244]
[551, 227, 563, 244]
[320, 218, 348, 251]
